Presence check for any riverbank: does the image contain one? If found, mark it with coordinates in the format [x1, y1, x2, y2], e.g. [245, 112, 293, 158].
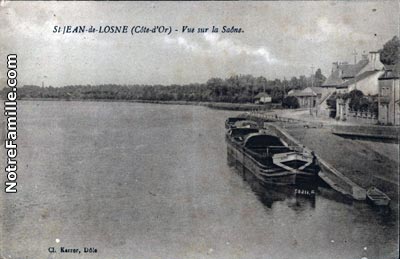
[282, 123, 398, 209]
[16, 97, 282, 111]
[247, 111, 398, 209]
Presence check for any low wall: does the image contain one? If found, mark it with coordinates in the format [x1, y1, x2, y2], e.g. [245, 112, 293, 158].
[247, 111, 323, 128]
[332, 124, 399, 141]
[345, 111, 378, 125]
[206, 102, 281, 111]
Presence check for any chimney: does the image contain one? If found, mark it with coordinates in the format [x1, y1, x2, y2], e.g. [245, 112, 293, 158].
[369, 51, 380, 71]
[332, 62, 338, 73]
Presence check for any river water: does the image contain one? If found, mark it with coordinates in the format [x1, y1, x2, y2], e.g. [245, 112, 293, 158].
[0, 101, 398, 259]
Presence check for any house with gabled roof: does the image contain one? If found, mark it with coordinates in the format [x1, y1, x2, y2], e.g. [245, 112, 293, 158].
[287, 87, 329, 108]
[322, 51, 385, 121]
[321, 59, 368, 88]
[254, 92, 271, 104]
[322, 51, 385, 94]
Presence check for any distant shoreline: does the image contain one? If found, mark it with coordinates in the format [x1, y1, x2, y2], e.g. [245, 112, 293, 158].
[14, 97, 282, 111]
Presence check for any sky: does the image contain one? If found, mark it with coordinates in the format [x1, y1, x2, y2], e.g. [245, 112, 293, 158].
[0, 1, 399, 87]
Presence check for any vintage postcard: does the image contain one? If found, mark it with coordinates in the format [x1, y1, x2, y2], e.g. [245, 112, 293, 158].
[0, 1, 399, 259]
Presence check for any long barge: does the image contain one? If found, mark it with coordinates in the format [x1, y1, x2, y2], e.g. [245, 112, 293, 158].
[225, 118, 320, 185]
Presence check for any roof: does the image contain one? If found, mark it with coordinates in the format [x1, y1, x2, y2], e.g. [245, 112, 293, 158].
[322, 59, 369, 87]
[340, 70, 380, 87]
[288, 87, 321, 97]
[310, 87, 324, 94]
[340, 59, 369, 78]
[321, 69, 344, 87]
[254, 92, 271, 98]
[379, 63, 400, 80]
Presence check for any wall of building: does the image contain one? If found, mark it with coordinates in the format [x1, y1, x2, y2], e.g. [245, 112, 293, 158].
[336, 87, 347, 94]
[336, 98, 348, 120]
[348, 71, 384, 96]
[378, 79, 400, 125]
[296, 96, 318, 108]
[260, 96, 272, 103]
[317, 90, 335, 117]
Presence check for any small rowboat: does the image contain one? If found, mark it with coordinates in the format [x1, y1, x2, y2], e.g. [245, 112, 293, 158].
[367, 187, 391, 206]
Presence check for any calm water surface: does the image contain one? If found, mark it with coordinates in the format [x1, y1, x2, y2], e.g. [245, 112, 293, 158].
[0, 101, 398, 259]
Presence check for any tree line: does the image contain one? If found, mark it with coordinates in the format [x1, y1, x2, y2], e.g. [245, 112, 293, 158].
[8, 70, 326, 104]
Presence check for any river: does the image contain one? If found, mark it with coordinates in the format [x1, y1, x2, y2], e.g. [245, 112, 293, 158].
[0, 101, 398, 259]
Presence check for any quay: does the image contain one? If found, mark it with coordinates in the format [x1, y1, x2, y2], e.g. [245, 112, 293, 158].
[243, 111, 398, 202]
[263, 122, 367, 200]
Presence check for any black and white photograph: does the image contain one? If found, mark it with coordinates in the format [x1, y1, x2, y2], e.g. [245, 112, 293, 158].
[0, 1, 399, 258]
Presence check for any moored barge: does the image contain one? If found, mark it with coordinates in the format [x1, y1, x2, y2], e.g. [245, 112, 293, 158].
[226, 120, 320, 185]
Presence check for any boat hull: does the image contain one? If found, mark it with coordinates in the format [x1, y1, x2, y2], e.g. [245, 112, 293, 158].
[226, 136, 317, 185]
[368, 199, 391, 206]
[366, 187, 391, 206]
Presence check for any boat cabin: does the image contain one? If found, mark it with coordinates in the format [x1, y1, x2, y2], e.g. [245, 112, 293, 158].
[228, 128, 259, 142]
[244, 134, 287, 149]
[233, 120, 259, 129]
[243, 133, 291, 159]
[225, 117, 247, 129]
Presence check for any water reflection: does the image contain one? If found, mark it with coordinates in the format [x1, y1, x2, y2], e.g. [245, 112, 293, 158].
[227, 158, 396, 225]
[229, 154, 377, 208]
[229, 162, 317, 209]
